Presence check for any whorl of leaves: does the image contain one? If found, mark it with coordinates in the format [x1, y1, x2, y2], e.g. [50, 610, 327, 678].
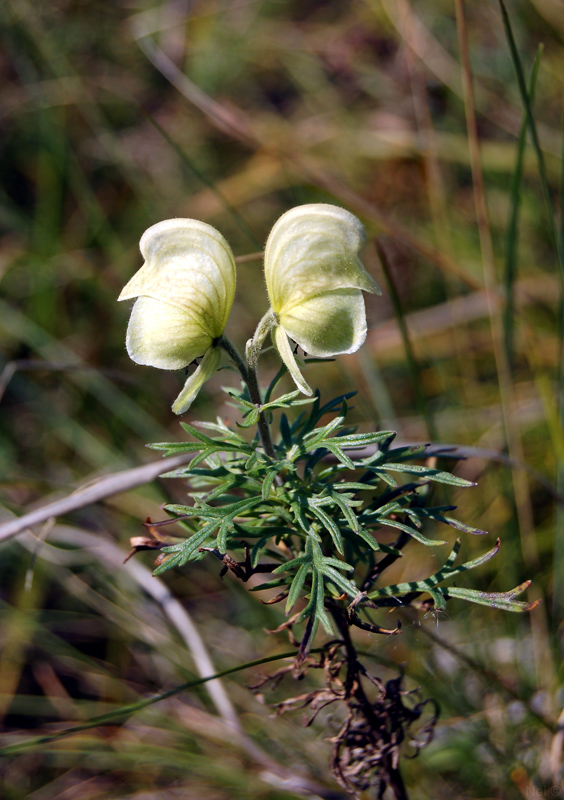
[145, 381, 537, 655]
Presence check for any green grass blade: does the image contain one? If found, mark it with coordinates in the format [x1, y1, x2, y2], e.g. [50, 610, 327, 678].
[503, 46, 542, 368]
[0, 649, 310, 756]
[375, 239, 437, 440]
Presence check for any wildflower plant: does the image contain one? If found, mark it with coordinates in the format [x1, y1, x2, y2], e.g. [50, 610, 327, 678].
[119, 204, 538, 799]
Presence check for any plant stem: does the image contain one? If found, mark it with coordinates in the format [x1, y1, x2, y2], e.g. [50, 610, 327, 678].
[330, 607, 409, 800]
[246, 308, 277, 372]
[219, 313, 278, 459]
[218, 335, 248, 382]
[241, 310, 278, 459]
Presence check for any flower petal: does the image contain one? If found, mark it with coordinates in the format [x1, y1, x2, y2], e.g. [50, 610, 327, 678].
[126, 296, 212, 370]
[273, 325, 313, 396]
[264, 204, 379, 315]
[171, 346, 222, 414]
[280, 289, 367, 357]
[119, 218, 236, 339]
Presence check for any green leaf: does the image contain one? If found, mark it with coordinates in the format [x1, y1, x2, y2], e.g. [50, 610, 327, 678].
[303, 415, 345, 447]
[313, 571, 334, 634]
[443, 539, 462, 570]
[432, 514, 488, 536]
[354, 527, 402, 555]
[248, 577, 290, 592]
[378, 517, 446, 546]
[367, 469, 399, 488]
[455, 539, 501, 572]
[237, 408, 260, 428]
[163, 503, 201, 517]
[273, 554, 310, 574]
[153, 520, 219, 573]
[309, 504, 344, 554]
[250, 533, 278, 568]
[201, 477, 240, 502]
[329, 490, 360, 533]
[371, 463, 476, 487]
[217, 518, 235, 553]
[439, 583, 538, 612]
[260, 389, 316, 412]
[334, 431, 395, 448]
[225, 390, 255, 410]
[285, 561, 310, 613]
[180, 422, 218, 444]
[148, 441, 206, 453]
[384, 443, 430, 459]
[367, 539, 505, 605]
[261, 468, 279, 500]
[280, 413, 292, 448]
[291, 497, 312, 534]
[244, 449, 260, 469]
[320, 554, 354, 571]
[337, 482, 373, 491]
[189, 449, 217, 468]
[426, 587, 447, 611]
[324, 443, 355, 469]
[318, 563, 358, 599]
[263, 362, 289, 404]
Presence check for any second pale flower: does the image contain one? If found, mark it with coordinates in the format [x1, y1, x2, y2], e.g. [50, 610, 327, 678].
[264, 204, 380, 394]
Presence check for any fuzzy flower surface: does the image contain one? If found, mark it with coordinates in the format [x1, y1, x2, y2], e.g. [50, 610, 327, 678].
[264, 203, 380, 394]
[118, 218, 236, 414]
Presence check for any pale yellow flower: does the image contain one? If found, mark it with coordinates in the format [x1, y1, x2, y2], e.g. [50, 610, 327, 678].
[118, 218, 236, 414]
[264, 204, 380, 394]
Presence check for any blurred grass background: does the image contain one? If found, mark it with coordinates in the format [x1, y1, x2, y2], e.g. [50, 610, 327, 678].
[1, 0, 563, 797]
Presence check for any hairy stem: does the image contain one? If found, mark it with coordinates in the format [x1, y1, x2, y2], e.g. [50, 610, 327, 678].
[218, 335, 248, 381]
[239, 310, 277, 459]
[219, 316, 278, 459]
[246, 308, 277, 372]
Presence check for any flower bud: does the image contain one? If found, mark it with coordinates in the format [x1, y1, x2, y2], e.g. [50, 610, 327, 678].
[118, 218, 236, 413]
[264, 204, 380, 393]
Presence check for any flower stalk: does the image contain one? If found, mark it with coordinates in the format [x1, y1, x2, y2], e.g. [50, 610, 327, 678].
[219, 332, 277, 460]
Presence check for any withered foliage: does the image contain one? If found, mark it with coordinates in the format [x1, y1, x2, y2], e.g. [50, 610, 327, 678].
[252, 627, 438, 800]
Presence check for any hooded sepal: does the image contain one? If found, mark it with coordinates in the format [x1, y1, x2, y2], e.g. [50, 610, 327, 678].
[264, 203, 380, 316]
